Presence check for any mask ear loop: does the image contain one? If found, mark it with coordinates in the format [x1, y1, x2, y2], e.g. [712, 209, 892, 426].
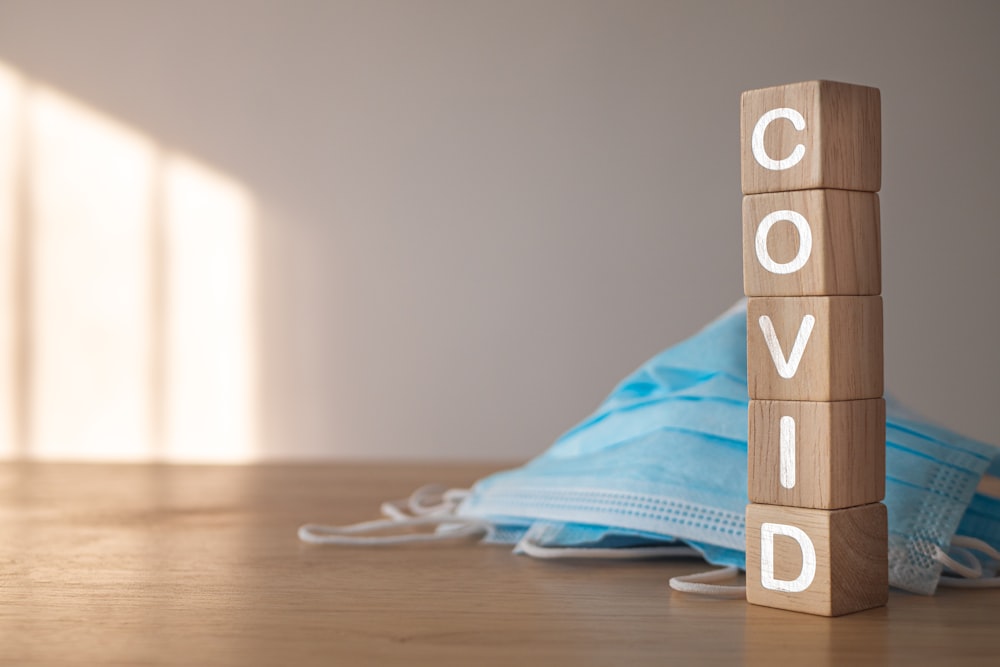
[298, 485, 487, 545]
[936, 535, 1000, 588]
[298, 515, 488, 545]
[515, 535, 746, 599]
[515, 536, 700, 560]
[668, 567, 746, 599]
[379, 484, 470, 520]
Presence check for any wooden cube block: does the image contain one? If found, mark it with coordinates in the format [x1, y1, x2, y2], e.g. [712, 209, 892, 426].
[746, 502, 887, 617]
[749, 399, 885, 509]
[747, 296, 882, 401]
[741, 80, 880, 194]
[743, 190, 880, 297]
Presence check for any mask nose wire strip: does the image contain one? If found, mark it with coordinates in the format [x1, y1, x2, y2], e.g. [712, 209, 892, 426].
[515, 537, 700, 560]
[668, 567, 746, 599]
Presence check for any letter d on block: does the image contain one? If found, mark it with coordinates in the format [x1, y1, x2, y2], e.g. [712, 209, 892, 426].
[760, 522, 816, 593]
[747, 503, 887, 615]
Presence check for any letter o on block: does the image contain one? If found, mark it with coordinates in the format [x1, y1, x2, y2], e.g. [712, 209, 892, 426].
[743, 190, 881, 296]
[755, 210, 812, 275]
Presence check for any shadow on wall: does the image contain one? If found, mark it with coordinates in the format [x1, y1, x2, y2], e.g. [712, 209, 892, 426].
[0, 61, 258, 463]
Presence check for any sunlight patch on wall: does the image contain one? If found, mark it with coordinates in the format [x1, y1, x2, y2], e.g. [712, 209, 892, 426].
[0, 61, 258, 462]
[28, 86, 156, 460]
[0, 63, 22, 458]
[163, 156, 256, 462]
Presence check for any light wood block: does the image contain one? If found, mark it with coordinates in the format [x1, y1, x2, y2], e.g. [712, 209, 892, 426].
[746, 502, 887, 617]
[749, 398, 885, 509]
[743, 190, 881, 297]
[747, 296, 882, 401]
[741, 80, 880, 195]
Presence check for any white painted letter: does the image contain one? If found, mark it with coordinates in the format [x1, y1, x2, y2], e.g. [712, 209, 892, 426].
[751, 108, 806, 171]
[755, 210, 813, 274]
[758, 314, 816, 379]
[761, 522, 817, 593]
[780, 416, 796, 489]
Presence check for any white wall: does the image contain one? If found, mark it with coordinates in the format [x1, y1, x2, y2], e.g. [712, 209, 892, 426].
[0, 0, 997, 461]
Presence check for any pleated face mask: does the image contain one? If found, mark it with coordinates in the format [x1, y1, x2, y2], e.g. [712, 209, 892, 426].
[300, 301, 1000, 595]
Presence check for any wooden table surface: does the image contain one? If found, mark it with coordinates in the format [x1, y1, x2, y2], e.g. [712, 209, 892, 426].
[0, 462, 997, 666]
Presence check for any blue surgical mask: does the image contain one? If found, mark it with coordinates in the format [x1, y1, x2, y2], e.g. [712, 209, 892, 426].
[299, 300, 1000, 595]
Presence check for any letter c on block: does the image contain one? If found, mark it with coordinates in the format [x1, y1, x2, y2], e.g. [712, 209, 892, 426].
[751, 108, 806, 171]
[755, 210, 813, 274]
[760, 522, 817, 593]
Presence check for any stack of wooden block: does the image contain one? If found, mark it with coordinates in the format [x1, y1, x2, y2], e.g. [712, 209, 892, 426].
[740, 80, 888, 617]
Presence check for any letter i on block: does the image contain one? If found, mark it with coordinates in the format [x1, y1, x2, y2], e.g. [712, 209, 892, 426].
[741, 80, 887, 616]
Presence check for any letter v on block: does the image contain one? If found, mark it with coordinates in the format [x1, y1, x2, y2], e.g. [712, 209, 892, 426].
[758, 314, 815, 379]
[747, 296, 883, 401]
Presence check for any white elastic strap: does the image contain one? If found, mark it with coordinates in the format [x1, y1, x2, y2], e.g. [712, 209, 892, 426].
[938, 577, 1000, 588]
[950, 535, 1000, 560]
[933, 545, 983, 579]
[668, 566, 746, 599]
[298, 515, 488, 545]
[380, 484, 470, 520]
[937, 576, 1000, 589]
[299, 485, 483, 545]
[936, 535, 1000, 589]
[516, 536, 700, 560]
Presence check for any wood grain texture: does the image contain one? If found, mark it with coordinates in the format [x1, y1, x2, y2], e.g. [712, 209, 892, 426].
[743, 190, 881, 296]
[746, 502, 888, 617]
[0, 462, 996, 665]
[747, 296, 883, 401]
[749, 398, 885, 509]
[741, 80, 881, 194]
